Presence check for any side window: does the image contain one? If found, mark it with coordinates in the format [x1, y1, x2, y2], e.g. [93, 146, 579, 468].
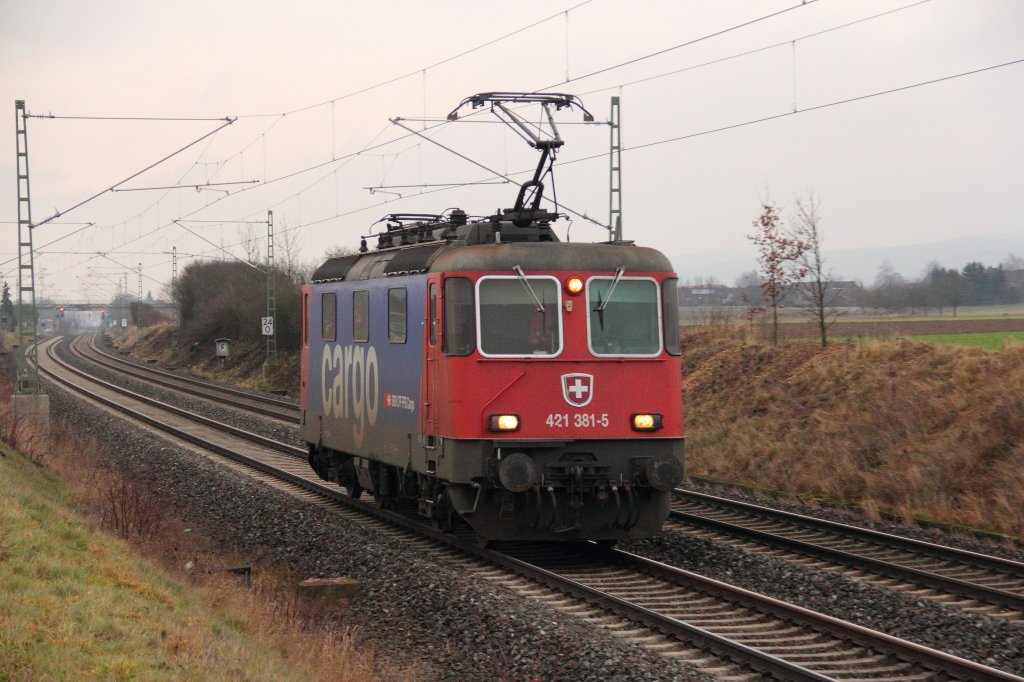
[443, 277, 475, 356]
[321, 292, 336, 341]
[353, 290, 369, 342]
[428, 284, 437, 346]
[388, 288, 407, 343]
[662, 278, 680, 355]
[302, 291, 309, 348]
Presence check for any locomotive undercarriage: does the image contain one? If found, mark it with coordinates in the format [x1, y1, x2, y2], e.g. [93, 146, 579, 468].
[309, 439, 683, 542]
[442, 443, 682, 541]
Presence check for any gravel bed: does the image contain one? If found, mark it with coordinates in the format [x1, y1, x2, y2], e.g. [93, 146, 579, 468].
[682, 479, 1024, 563]
[52, 340, 1024, 677]
[622, 529, 1024, 675]
[43, 359, 712, 681]
[57, 339, 302, 448]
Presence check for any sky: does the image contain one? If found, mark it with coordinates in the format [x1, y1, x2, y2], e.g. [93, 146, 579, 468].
[1, 0, 1022, 302]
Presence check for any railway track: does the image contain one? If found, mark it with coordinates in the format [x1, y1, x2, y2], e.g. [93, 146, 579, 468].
[39, 334, 1023, 681]
[82, 333, 299, 423]
[670, 489, 1024, 619]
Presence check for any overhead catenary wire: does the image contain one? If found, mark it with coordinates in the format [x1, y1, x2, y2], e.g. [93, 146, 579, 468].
[147, 0, 928, 240]
[23, 53, 1020, 286]
[30, 117, 237, 229]
[267, 57, 1024, 247]
[573, 0, 936, 98]
[26, 114, 235, 122]
[536, 0, 821, 92]
[195, 0, 598, 191]
[51, 1, 855, 263]
[234, 0, 597, 119]
[152, 0, 833, 243]
[13, 3, 1015, 297]
[8, 53, 1018, 289]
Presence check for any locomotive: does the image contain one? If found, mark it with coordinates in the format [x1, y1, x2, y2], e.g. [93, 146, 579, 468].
[301, 93, 684, 541]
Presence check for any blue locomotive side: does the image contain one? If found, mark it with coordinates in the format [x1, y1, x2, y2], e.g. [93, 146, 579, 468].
[303, 274, 426, 465]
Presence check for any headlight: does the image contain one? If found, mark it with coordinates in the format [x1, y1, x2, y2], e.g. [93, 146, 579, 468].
[565, 276, 584, 295]
[631, 414, 663, 431]
[488, 414, 521, 432]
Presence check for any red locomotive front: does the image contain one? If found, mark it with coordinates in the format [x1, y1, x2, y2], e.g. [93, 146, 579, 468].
[419, 242, 684, 540]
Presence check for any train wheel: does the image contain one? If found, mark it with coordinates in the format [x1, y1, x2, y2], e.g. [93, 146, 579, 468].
[347, 483, 363, 499]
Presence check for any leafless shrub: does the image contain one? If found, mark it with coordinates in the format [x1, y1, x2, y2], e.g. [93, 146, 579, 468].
[97, 470, 168, 540]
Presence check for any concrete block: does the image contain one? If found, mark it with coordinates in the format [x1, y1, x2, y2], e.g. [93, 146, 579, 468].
[298, 576, 360, 602]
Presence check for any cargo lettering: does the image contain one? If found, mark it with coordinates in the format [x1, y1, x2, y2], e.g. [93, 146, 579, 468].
[321, 344, 379, 448]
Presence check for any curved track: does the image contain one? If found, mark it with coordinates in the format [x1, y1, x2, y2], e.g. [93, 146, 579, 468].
[37, 334, 1023, 681]
[84, 333, 299, 422]
[671, 489, 1024, 619]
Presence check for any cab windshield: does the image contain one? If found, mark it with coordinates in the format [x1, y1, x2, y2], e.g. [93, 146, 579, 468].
[588, 278, 661, 356]
[477, 277, 561, 356]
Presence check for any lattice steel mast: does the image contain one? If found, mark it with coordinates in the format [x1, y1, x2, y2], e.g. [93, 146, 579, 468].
[14, 100, 40, 394]
[171, 246, 179, 351]
[609, 96, 622, 241]
[265, 210, 276, 367]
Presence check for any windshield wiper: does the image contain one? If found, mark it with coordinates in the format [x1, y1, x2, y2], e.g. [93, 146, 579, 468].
[513, 265, 545, 312]
[595, 266, 625, 313]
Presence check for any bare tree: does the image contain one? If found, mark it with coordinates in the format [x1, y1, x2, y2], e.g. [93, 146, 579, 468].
[790, 194, 841, 347]
[748, 202, 806, 344]
[276, 222, 306, 283]
[871, 260, 907, 312]
[323, 245, 359, 260]
[733, 270, 761, 288]
[237, 223, 262, 265]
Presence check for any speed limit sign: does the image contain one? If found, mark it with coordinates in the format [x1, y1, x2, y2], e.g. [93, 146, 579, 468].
[261, 316, 274, 336]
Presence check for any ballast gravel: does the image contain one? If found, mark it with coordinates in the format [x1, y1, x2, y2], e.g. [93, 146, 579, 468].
[47, 344, 711, 682]
[49, 339, 1024, 679]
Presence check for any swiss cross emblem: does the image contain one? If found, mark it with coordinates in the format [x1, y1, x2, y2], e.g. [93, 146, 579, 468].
[561, 373, 594, 408]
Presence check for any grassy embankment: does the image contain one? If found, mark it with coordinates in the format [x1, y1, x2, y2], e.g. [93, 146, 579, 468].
[681, 322, 1024, 540]
[112, 324, 301, 396]
[0, 384, 412, 680]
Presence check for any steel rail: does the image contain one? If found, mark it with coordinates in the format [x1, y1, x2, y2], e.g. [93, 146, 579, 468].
[35, 337, 1024, 681]
[86, 333, 298, 418]
[57, 336, 305, 459]
[672, 489, 1024, 612]
[31, 337, 853, 679]
[608, 547, 1023, 682]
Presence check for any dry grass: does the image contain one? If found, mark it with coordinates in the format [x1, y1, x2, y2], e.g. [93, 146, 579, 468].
[0, 370, 416, 681]
[682, 324, 1024, 539]
[111, 324, 299, 396]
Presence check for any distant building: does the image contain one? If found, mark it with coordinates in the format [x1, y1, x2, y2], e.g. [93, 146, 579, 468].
[679, 281, 863, 307]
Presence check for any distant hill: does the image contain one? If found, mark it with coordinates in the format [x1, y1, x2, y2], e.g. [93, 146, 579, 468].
[670, 232, 1022, 285]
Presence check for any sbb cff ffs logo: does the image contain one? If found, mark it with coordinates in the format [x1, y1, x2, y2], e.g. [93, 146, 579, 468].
[561, 373, 594, 408]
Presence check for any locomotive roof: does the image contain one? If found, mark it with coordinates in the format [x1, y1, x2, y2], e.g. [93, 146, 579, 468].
[311, 208, 674, 283]
[430, 242, 673, 274]
[312, 240, 673, 283]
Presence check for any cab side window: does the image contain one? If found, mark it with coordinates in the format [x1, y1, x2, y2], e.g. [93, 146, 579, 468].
[443, 277, 474, 355]
[322, 292, 336, 341]
[428, 284, 438, 346]
[353, 290, 369, 342]
[388, 288, 407, 343]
